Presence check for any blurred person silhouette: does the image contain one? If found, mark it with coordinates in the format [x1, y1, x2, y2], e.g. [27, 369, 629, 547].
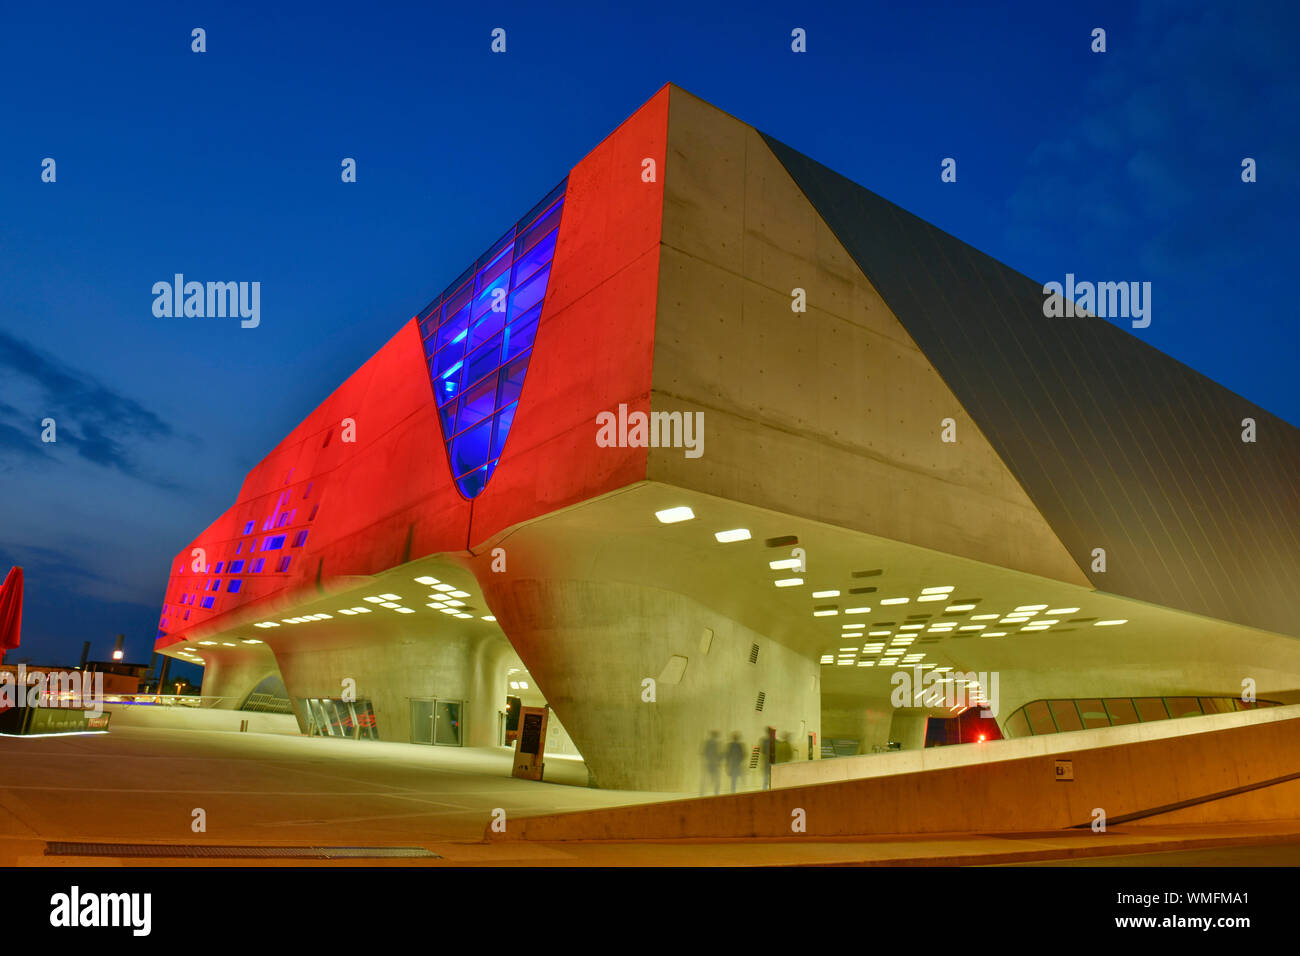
[725, 731, 745, 793]
[701, 729, 723, 795]
[758, 727, 774, 790]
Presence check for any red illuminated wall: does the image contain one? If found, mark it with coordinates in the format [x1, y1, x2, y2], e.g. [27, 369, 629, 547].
[155, 86, 670, 650]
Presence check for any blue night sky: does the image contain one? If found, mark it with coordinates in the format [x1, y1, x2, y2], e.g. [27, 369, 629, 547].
[1, 0, 1296, 676]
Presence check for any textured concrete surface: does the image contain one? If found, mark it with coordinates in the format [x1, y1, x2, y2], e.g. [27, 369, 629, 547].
[4, 726, 1299, 867]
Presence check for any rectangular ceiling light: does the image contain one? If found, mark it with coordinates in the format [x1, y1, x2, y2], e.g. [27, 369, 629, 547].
[655, 506, 695, 524]
[769, 559, 801, 570]
[812, 590, 841, 598]
[414, 576, 439, 585]
[774, 578, 803, 588]
[714, 529, 751, 543]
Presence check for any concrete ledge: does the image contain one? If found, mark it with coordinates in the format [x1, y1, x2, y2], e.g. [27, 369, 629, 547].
[489, 711, 1300, 841]
[102, 704, 299, 735]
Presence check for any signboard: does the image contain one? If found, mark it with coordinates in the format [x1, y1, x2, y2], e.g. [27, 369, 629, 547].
[512, 705, 549, 781]
[1054, 759, 1074, 781]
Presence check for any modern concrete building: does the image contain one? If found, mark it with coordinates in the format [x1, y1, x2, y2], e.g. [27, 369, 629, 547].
[154, 85, 1300, 792]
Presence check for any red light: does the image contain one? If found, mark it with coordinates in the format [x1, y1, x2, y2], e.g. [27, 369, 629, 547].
[977, 733, 986, 742]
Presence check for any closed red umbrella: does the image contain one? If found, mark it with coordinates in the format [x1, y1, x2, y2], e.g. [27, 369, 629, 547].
[0, 566, 23, 663]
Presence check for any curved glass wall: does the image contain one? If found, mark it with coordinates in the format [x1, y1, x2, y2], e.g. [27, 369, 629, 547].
[1002, 695, 1279, 739]
[418, 179, 567, 498]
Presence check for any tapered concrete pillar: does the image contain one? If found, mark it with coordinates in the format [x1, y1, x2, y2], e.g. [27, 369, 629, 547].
[479, 573, 820, 792]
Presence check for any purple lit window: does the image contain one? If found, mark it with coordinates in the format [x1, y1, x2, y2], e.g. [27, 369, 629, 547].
[251, 558, 265, 572]
[229, 560, 244, 573]
[422, 178, 566, 498]
[227, 580, 242, 593]
[293, 530, 308, 547]
[276, 556, 291, 572]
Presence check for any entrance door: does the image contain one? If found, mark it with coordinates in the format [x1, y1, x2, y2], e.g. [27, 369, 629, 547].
[409, 697, 463, 746]
[410, 699, 434, 745]
[434, 699, 462, 746]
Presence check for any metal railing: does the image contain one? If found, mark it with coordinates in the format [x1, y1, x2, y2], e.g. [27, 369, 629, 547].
[102, 694, 238, 709]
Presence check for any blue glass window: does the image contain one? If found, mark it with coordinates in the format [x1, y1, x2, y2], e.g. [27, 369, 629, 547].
[251, 558, 265, 573]
[227, 580, 242, 593]
[209, 579, 221, 591]
[276, 556, 291, 572]
[229, 560, 245, 573]
[243, 520, 255, 534]
[213, 562, 224, 573]
[293, 530, 308, 547]
[262, 534, 287, 551]
[420, 179, 565, 499]
[200, 597, 215, 609]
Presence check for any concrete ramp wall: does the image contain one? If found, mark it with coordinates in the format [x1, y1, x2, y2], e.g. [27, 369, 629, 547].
[103, 704, 299, 735]
[489, 709, 1300, 841]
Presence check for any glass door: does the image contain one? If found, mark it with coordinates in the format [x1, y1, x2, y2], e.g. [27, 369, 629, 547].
[434, 699, 463, 746]
[410, 699, 434, 745]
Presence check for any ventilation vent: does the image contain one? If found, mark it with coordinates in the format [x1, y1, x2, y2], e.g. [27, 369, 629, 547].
[852, 569, 883, 578]
[755, 691, 767, 712]
[749, 746, 761, 769]
[748, 643, 760, 664]
[849, 586, 877, 594]
[765, 535, 798, 547]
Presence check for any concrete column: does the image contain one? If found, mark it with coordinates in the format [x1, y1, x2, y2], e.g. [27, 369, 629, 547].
[479, 573, 820, 792]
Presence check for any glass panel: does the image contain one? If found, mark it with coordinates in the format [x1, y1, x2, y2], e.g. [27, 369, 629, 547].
[354, 700, 378, 741]
[434, 700, 462, 746]
[1003, 708, 1031, 739]
[435, 305, 470, 352]
[442, 280, 472, 320]
[467, 307, 506, 352]
[457, 462, 494, 497]
[1048, 699, 1083, 732]
[463, 332, 503, 388]
[475, 246, 513, 293]
[516, 202, 563, 255]
[1134, 697, 1170, 722]
[1166, 696, 1202, 718]
[503, 311, 539, 361]
[497, 353, 529, 408]
[472, 270, 511, 320]
[1104, 698, 1139, 725]
[1024, 700, 1056, 735]
[437, 396, 459, 436]
[512, 227, 558, 285]
[1198, 697, 1228, 714]
[490, 403, 516, 460]
[451, 418, 493, 477]
[509, 265, 550, 317]
[1077, 698, 1110, 728]
[455, 372, 499, 434]
[410, 699, 434, 744]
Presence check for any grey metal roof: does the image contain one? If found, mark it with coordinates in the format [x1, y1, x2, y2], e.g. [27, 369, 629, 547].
[761, 132, 1300, 638]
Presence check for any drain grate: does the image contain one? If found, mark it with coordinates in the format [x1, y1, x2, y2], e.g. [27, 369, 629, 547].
[45, 843, 439, 859]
